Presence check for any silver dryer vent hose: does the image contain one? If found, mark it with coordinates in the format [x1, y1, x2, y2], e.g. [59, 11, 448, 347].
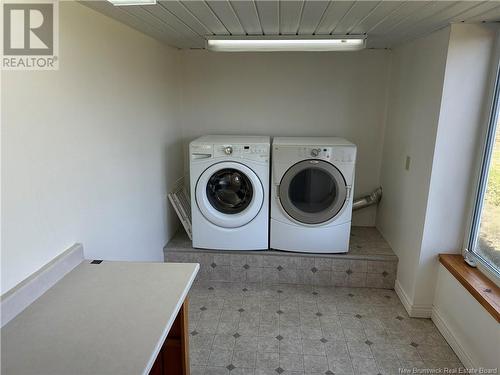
[352, 187, 383, 211]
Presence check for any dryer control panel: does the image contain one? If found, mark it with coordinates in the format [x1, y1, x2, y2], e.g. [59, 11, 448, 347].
[294, 146, 355, 163]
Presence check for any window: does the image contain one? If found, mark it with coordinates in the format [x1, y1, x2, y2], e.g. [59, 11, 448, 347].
[467, 64, 500, 277]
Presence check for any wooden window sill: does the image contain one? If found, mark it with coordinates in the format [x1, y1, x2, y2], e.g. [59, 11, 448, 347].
[439, 254, 500, 323]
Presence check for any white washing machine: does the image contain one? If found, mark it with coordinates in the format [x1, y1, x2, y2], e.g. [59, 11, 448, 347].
[190, 135, 270, 250]
[270, 137, 356, 253]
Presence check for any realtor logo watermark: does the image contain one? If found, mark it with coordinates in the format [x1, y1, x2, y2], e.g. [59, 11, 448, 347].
[1, 0, 59, 70]
[399, 367, 498, 374]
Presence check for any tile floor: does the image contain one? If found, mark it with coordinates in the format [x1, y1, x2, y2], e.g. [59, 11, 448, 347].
[187, 282, 463, 375]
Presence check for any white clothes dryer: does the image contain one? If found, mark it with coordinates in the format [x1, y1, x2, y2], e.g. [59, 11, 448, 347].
[270, 137, 356, 253]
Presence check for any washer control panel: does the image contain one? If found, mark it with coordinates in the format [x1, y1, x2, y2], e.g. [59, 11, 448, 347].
[191, 143, 269, 162]
[215, 144, 268, 156]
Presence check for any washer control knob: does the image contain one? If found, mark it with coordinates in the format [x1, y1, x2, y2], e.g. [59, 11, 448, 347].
[224, 146, 233, 155]
[310, 148, 320, 157]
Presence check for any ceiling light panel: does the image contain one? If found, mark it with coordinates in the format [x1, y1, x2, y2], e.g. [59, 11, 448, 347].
[108, 0, 156, 6]
[206, 37, 366, 52]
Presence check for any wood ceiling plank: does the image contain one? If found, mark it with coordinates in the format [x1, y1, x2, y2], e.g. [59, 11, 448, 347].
[230, 0, 263, 35]
[451, 1, 500, 22]
[382, 0, 457, 36]
[297, 0, 330, 35]
[119, 6, 192, 47]
[368, 0, 432, 35]
[83, 0, 500, 50]
[349, 1, 404, 35]
[279, 0, 305, 34]
[464, 2, 500, 22]
[82, 1, 180, 47]
[143, 3, 206, 46]
[418, 1, 489, 25]
[205, 0, 246, 35]
[121, 6, 174, 33]
[314, 1, 355, 35]
[179, 0, 230, 34]
[159, 0, 213, 36]
[333, 1, 381, 35]
[255, 0, 279, 35]
[389, 1, 492, 46]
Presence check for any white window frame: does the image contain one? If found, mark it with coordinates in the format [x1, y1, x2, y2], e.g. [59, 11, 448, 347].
[464, 30, 500, 287]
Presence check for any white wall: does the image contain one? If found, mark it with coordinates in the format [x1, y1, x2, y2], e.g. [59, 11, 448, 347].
[433, 265, 500, 368]
[377, 28, 450, 308]
[378, 24, 498, 314]
[1, 2, 183, 293]
[416, 24, 497, 307]
[180, 50, 391, 226]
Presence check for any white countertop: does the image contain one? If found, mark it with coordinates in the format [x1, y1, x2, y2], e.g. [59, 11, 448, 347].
[1, 260, 199, 375]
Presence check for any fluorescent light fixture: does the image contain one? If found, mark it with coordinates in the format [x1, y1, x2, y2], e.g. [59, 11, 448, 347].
[206, 37, 366, 52]
[108, 0, 156, 6]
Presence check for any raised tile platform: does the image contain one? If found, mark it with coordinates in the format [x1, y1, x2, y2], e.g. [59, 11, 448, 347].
[164, 227, 397, 289]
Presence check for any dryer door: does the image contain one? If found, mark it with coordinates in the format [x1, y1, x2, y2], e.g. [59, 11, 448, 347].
[196, 161, 264, 228]
[279, 160, 347, 225]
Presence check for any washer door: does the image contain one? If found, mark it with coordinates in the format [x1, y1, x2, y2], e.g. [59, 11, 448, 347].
[279, 160, 347, 225]
[196, 162, 264, 228]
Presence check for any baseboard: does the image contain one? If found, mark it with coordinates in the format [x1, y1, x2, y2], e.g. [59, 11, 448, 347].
[431, 306, 475, 369]
[395, 279, 433, 318]
[1, 243, 84, 327]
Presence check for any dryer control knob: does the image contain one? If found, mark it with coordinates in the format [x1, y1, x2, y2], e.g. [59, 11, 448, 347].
[224, 146, 233, 155]
[310, 148, 320, 157]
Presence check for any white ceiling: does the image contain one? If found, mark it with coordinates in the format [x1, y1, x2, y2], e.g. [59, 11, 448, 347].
[83, 1, 500, 49]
